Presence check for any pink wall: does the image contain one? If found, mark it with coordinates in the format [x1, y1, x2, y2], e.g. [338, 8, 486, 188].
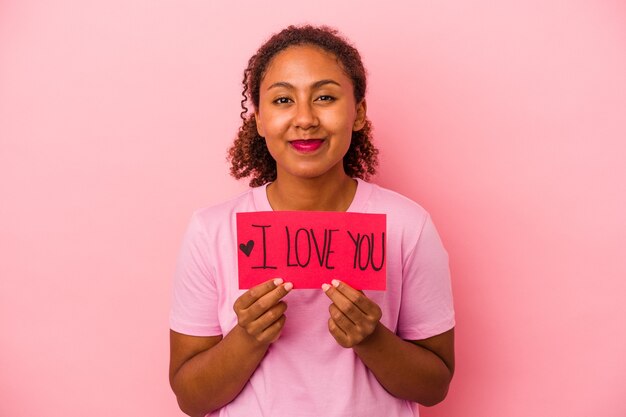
[1, 1, 625, 416]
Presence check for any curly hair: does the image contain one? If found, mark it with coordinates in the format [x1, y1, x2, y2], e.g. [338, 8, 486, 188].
[227, 25, 378, 187]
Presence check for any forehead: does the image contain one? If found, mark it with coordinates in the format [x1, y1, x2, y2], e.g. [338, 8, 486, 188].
[261, 45, 350, 86]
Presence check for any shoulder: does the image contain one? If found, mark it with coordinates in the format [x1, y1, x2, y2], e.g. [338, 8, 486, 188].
[192, 189, 255, 225]
[359, 181, 439, 256]
[362, 181, 430, 224]
[187, 188, 258, 236]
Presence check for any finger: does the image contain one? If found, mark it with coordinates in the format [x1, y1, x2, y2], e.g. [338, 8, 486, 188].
[330, 280, 381, 320]
[328, 317, 350, 348]
[245, 281, 293, 320]
[323, 282, 370, 325]
[330, 280, 371, 312]
[261, 315, 287, 344]
[236, 278, 284, 310]
[326, 288, 365, 325]
[247, 301, 288, 336]
[329, 303, 358, 334]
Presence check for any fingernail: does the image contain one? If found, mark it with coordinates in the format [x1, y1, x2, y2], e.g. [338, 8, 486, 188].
[284, 282, 293, 291]
[273, 278, 284, 286]
[321, 283, 331, 292]
[331, 279, 340, 288]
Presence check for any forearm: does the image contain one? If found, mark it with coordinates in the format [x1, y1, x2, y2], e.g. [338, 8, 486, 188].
[171, 326, 269, 416]
[353, 324, 453, 406]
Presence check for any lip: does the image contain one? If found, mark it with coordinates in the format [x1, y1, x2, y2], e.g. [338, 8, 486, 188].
[289, 139, 325, 153]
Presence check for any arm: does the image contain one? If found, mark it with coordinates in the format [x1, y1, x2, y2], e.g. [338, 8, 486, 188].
[354, 326, 454, 406]
[323, 280, 454, 406]
[169, 279, 292, 417]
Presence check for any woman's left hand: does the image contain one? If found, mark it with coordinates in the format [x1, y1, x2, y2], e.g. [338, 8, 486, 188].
[322, 279, 382, 348]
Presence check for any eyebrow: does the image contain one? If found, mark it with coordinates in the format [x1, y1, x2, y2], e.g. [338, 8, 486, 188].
[266, 79, 342, 90]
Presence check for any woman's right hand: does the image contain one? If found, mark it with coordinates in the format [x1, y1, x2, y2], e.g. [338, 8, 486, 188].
[171, 278, 293, 415]
[233, 278, 293, 346]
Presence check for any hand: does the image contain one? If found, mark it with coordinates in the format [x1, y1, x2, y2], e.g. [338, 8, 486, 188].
[322, 279, 382, 348]
[234, 278, 293, 346]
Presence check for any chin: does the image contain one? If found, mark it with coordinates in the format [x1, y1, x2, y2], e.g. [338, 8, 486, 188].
[277, 159, 346, 181]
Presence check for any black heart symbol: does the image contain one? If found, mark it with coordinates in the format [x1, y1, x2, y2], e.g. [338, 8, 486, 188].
[239, 240, 254, 257]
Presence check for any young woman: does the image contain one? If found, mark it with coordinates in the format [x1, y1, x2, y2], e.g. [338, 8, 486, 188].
[169, 25, 455, 417]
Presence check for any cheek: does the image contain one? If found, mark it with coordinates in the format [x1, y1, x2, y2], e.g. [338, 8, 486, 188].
[328, 109, 357, 134]
[260, 113, 291, 137]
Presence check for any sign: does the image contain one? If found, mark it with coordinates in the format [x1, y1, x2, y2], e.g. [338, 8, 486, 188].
[236, 211, 387, 290]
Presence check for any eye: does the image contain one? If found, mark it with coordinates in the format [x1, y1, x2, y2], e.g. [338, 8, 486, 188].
[316, 95, 335, 102]
[273, 97, 292, 104]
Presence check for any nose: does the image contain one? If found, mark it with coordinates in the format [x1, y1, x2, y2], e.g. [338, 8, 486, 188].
[293, 101, 318, 130]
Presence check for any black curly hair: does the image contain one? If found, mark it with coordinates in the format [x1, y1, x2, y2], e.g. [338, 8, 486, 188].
[228, 24, 378, 187]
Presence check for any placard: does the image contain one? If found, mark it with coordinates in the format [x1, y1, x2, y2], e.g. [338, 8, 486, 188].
[236, 211, 386, 290]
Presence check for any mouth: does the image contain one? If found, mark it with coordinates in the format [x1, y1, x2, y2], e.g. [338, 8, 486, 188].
[289, 139, 325, 153]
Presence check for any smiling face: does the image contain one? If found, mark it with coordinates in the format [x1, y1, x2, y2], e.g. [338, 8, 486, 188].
[255, 45, 366, 183]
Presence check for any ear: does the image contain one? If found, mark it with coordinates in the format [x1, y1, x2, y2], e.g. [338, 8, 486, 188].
[254, 111, 265, 137]
[353, 99, 367, 131]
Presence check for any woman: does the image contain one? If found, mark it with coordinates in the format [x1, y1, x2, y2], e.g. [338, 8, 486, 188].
[169, 25, 455, 417]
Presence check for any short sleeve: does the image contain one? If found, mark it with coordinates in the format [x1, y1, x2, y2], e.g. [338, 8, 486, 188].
[169, 212, 223, 336]
[397, 215, 455, 340]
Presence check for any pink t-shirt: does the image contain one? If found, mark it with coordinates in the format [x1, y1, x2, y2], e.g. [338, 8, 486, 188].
[170, 179, 455, 417]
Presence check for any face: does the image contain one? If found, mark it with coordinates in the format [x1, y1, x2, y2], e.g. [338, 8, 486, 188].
[255, 45, 366, 182]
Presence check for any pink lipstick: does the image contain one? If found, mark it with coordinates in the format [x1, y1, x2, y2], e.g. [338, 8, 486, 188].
[289, 139, 324, 153]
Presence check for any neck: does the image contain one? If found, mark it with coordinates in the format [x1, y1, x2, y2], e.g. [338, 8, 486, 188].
[267, 173, 357, 212]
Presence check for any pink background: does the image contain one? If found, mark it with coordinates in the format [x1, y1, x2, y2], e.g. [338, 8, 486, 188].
[1, 1, 625, 416]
